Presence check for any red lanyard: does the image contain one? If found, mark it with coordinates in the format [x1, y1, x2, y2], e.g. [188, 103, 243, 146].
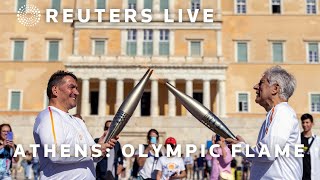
[265, 107, 275, 135]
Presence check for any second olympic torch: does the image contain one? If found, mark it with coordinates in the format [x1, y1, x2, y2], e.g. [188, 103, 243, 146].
[166, 82, 236, 140]
[104, 69, 153, 143]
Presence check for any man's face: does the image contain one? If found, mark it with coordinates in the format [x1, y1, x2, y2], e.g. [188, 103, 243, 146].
[253, 75, 274, 107]
[302, 119, 313, 132]
[54, 76, 79, 110]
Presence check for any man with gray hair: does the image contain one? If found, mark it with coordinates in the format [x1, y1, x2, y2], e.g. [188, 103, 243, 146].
[227, 66, 302, 179]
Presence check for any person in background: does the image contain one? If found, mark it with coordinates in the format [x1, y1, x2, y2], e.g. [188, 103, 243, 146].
[193, 155, 198, 180]
[206, 135, 232, 180]
[21, 150, 32, 180]
[196, 154, 206, 179]
[183, 153, 194, 180]
[300, 113, 320, 180]
[11, 157, 19, 180]
[156, 137, 186, 180]
[136, 129, 162, 180]
[0, 123, 19, 180]
[95, 120, 124, 180]
[32, 154, 40, 180]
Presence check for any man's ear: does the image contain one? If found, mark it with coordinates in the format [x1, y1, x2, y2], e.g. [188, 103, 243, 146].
[52, 86, 59, 97]
[271, 84, 280, 95]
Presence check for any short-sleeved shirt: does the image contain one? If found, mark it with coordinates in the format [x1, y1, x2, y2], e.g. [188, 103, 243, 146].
[155, 156, 185, 180]
[135, 145, 161, 179]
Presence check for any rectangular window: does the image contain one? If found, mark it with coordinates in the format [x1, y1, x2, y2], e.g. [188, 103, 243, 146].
[311, 94, 320, 112]
[94, 40, 105, 56]
[272, 0, 281, 14]
[190, 41, 201, 57]
[236, 0, 247, 14]
[144, 0, 153, 10]
[308, 43, 319, 63]
[143, 29, 153, 56]
[159, 29, 169, 56]
[237, 42, 248, 62]
[238, 93, 248, 112]
[307, 0, 317, 14]
[51, 0, 61, 11]
[10, 91, 21, 110]
[13, 40, 24, 61]
[97, 0, 106, 9]
[128, 0, 137, 9]
[17, 0, 26, 11]
[48, 41, 59, 61]
[191, 0, 200, 12]
[127, 29, 137, 56]
[160, 0, 169, 12]
[272, 42, 283, 63]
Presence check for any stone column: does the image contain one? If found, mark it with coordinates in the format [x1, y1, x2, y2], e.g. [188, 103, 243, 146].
[98, 78, 107, 116]
[137, 29, 144, 56]
[218, 80, 226, 117]
[185, 79, 193, 116]
[168, 79, 176, 116]
[116, 79, 124, 111]
[81, 78, 90, 116]
[134, 80, 141, 117]
[203, 80, 210, 110]
[169, 30, 175, 56]
[153, 29, 160, 56]
[137, 0, 143, 11]
[154, 0, 160, 13]
[151, 79, 159, 116]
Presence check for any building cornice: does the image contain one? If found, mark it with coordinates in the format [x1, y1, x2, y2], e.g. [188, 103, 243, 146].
[74, 22, 222, 30]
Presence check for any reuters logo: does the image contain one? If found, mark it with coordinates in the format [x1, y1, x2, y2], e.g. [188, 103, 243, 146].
[17, 4, 41, 27]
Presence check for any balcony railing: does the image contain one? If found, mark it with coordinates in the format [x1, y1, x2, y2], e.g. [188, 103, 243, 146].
[65, 55, 221, 66]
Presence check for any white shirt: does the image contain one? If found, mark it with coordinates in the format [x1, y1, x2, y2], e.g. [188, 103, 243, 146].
[239, 102, 302, 180]
[308, 134, 320, 180]
[33, 106, 97, 180]
[135, 146, 161, 179]
[155, 156, 185, 180]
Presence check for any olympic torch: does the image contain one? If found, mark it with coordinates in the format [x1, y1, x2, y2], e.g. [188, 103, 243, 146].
[104, 69, 153, 143]
[166, 82, 236, 139]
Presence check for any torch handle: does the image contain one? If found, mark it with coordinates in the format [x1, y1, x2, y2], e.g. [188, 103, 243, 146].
[104, 110, 131, 143]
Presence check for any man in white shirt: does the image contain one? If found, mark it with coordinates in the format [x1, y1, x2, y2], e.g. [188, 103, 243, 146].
[156, 137, 186, 180]
[300, 113, 320, 180]
[227, 66, 302, 179]
[33, 70, 118, 179]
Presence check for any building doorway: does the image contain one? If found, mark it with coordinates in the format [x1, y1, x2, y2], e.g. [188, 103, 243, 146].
[90, 91, 99, 115]
[141, 92, 151, 116]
